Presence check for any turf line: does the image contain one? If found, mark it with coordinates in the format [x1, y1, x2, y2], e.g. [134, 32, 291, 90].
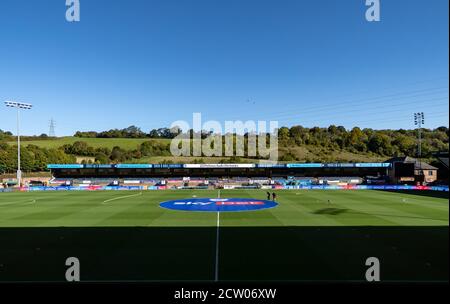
[215, 211, 220, 282]
[214, 189, 221, 282]
[102, 192, 143, 204]
[0, 199, 36, 207]
[21, 199, 36, 206]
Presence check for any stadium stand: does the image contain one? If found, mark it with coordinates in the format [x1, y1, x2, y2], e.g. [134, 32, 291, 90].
[42, 163, 396, 190]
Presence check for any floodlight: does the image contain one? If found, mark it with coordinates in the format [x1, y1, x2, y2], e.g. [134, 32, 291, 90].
[4, 100, 33, 187]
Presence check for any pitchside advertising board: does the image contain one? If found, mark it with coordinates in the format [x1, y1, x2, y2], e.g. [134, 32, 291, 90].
[11, 185, 450, 192]
[160, 198, 278, 212]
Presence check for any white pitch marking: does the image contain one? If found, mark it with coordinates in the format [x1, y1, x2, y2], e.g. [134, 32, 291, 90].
[215, 189, 221, 282]
[215, 211, 220, 282]
[21, 199, 36, 205]
[0, 199, 36, 206]
[102, 192, 143, 204]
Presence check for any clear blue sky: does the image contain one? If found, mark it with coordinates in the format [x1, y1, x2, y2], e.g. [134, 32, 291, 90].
[0, 0, 448, 136]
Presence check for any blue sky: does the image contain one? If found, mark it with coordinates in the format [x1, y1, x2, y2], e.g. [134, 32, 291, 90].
[0, 0, 448, 136]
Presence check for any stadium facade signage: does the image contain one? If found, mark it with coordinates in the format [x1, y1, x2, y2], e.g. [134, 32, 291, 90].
[46, 162, 391, 169]
[184, 164, 255, 169]
[159, 198, 278, 212]
[153, 164, 184, 168]
[47, 164, 84, 169]
[116, 164, 153, 169]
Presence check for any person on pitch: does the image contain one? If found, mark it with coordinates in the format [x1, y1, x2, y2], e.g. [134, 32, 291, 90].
[267, 191, 271, 200]
[272, 192, 277, 201]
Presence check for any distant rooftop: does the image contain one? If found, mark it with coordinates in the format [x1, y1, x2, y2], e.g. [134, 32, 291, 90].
[385, 156, 438, 170]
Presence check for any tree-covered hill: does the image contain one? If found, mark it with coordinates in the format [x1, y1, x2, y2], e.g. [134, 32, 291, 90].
[0, 125, 448, 173]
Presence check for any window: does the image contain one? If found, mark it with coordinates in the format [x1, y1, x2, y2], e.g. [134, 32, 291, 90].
[428, 171, 433, 176]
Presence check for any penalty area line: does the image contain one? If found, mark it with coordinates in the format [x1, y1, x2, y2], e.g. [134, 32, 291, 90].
[102, 192, 143, 204]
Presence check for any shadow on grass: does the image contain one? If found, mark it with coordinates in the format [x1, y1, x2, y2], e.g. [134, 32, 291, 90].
[313, 208, 348, 215]
[378, 190, 449, 199]
[313, 208, 448, 222]
[0, 226, 447, 282]
[346, 211, 448, 222]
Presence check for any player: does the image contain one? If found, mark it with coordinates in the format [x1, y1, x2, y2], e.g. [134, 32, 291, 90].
[272, 192, 277, 201]
[267, 191, 271, 201]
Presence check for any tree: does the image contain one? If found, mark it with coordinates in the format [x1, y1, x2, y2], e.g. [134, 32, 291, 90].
[110, 146, 131, 162]
[74, 131, 98, 138]
[392, 135, 415, 155]
[124, 125, 145, 138]
[278, 127, 290, 140]
[94, 152, 109, 164]
[140, 141, 171, 157]
[327, 125, 338, 135]
[368, 134, 392, 155]
[0, 130, 13, 141]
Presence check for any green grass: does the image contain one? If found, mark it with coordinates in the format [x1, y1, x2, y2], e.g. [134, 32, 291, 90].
[0, 190, 448, 282]
[0, 190, 447, 227]
[8, 136, 170, 150]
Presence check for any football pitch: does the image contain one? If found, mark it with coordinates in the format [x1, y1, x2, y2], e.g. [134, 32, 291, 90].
[0, 189, 448, 282]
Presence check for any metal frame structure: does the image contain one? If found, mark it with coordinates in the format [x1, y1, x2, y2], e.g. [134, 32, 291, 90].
[414, 112, 425, 179]
[4, 101, 33, 187]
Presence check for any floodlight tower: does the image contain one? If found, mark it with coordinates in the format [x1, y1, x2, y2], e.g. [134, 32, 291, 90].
[414, 112, 425, 178]
[4, 101, 33, 187]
